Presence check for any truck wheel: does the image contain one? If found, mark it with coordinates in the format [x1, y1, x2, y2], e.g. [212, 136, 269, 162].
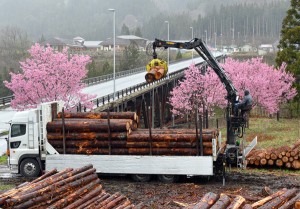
[158, 175, 179, 183]
[131, 174, 151, 182]
[20, 158, 40, 177]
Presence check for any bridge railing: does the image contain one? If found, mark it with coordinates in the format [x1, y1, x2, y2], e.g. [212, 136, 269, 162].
[77, 68, 186, 112]
[0, 95, 14, 106]
[82, 66, 145, 86]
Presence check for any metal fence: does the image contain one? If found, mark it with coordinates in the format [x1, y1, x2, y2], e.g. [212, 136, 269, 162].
[0, 95, 14, 106]
[82, 66, 145, 86]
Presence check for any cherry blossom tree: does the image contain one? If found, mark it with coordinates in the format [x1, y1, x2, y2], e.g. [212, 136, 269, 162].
[170, 57, 297, 116]
[223, 57, 297, 113]
[4, 44, 96, 110]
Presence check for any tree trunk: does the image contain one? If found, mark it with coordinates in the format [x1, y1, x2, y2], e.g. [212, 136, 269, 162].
[46, 179, 100, 209]
[127, 133, 214, 142]
[251, 188, 287, 208]
[63, 185, 103, 209]
[192, 192, 219, 209]
[278, 193, 300, 209]
[226, 195, 245, 209]
[292, 160, 300, 169]
[242, 204, 253, 209]
[257, 188, 297, 209]
[47, 120, 131, 133]
[57, 111, 138, 122]
[48, 139, 127, 149]
[210, 194, 231, 209]
[276, 159, 283, 167]
[47, 132, 129, 141]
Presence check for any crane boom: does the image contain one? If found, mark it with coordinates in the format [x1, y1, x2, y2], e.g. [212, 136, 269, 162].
[149, 38, 243, 146]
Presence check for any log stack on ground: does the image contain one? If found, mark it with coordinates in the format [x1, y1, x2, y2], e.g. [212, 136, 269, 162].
[185, 188, 300, 209]
[47, 112, 219, 156]
[246, 140, 300, 170]
[0, 165, 140, 209]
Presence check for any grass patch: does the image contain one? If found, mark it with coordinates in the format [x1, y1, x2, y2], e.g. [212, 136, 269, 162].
[230, 167, 300, 176]
[0, 184, 15, 192]
[0, 130, 9, 136]
[0, 155, 7, 165]
[245, 117, 300, 149]
[220, 117, 300, 149]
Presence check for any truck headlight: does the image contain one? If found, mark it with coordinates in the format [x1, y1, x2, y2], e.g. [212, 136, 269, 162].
[10, 141, 21, 149]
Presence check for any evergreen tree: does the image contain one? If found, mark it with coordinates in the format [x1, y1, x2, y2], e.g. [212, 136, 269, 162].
[134, 27, 142, 37]
[38, 34, 46, 44]
[176, 50, 183, 60]
[276, 0, 300, 100]
[120, 42, 140, 71]
[121, 24, 130, 35]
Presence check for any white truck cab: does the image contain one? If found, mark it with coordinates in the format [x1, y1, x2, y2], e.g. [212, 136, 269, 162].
[7, 102, 62, 177]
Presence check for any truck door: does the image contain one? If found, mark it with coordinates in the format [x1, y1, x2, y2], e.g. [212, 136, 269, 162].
[9, 123, 27, 164]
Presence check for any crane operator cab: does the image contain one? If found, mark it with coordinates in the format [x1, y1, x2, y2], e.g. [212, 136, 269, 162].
[145, 58, 168, 83]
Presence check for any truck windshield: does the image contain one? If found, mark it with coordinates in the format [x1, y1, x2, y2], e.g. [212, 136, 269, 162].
[11, 124, 26, 137]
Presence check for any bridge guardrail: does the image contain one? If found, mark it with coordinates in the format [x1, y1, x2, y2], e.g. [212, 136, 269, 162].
[0, 95, 14, 106]
[85, 54, 225, 111]
[77, 68, 186, 112]
[82, 66, 146, 86]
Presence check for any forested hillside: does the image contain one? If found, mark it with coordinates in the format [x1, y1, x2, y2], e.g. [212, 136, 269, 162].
[0, 0, 289, 42]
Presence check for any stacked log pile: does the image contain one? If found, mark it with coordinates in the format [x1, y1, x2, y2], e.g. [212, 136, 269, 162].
[0, 164, 140, 209]
[246, 140, 300, 170]
[185, 188, 300, 209]
[47, 112, 219, 156]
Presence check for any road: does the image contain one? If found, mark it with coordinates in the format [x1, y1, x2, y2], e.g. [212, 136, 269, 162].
[0, 136, 7, 156]
[0, 108, 15, 133]
[81, 57, 207, 98]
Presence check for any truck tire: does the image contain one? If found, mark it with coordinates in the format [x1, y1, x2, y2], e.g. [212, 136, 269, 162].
[157, 175, 179, 183]
[131, 174, 151, 182]
[20, 158, 41, 177]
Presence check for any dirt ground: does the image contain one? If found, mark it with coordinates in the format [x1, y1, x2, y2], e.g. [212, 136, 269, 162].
[0, 165, 299, 209]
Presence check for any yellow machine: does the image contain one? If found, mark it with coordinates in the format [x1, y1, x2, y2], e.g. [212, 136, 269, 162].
[145, 58, 168, 83]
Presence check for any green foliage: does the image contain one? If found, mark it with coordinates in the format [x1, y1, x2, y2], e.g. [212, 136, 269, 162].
[119, 42, 140, 71]
[121, 24, 130, 35]
[134, 27, 142, 37]
[102, 60, 112, 74]
[175, 50, 183, 60]
[87, 59, 97, 77]
[276, 0, 300, 100]
[0, 155, 7, 165]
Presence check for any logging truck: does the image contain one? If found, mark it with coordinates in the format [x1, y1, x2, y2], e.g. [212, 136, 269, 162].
[6, 38, 257, 183]
[7, 101, 227, 182]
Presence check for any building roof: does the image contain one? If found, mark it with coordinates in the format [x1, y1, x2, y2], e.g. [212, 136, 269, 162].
[43, 37, 85, 48]
[117, 35, 146, 40]
[83, 41, 103, 48]
[260, 44, 273, 48]
[100, 38, 131, 46]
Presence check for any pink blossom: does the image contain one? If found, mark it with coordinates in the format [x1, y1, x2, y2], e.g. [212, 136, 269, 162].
[170, 57, 297, 115]
[4, 44, 96, 110]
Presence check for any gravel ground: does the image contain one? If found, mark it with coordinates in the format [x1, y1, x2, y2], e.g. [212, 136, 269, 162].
[0, 164, 299, 208]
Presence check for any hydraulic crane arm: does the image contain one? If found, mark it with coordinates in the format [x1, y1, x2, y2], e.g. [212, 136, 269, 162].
[152, 38, 238, 103]
[151, 38, 244, 146]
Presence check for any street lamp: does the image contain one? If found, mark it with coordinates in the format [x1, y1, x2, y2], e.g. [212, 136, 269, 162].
[214, 32, 217, 49]
[190, 26, 194, 60]
[108, 8, 116, 101]
[205, 30, 207, 44]
[220, 34, 223, 51]
[165, 21, 170, 67]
